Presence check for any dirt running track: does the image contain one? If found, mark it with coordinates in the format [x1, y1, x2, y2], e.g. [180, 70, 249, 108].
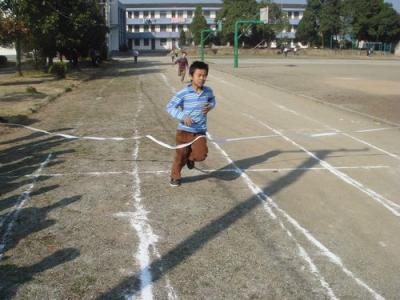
[1, 56, 400, 299]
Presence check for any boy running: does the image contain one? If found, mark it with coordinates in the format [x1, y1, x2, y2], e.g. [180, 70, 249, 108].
[166, 61, 216, 187]
[175, 52, 189, 83]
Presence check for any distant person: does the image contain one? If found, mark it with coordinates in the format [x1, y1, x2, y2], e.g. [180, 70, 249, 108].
[166, 61, 216, 187]
[133, 50, 139, 63]
[170, 49, 176, 62]
[175, 52, 189, 83]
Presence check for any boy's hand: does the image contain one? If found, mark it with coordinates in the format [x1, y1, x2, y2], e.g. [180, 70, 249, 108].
[202, 104, 212, 114]
[183, 116, 193, 126]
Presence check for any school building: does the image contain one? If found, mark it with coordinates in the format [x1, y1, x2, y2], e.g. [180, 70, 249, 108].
[106, 0, 308, 51]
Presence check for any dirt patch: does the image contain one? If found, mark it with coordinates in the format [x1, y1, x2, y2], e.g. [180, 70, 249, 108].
[0, 68, 100, 124]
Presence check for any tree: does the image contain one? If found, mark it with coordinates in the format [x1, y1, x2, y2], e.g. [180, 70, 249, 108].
[296, 0, 322, 47]
[258, 0, 290, 46]
[21, 0, 107, 67]
[319, 0, 341, 47]
[0, 0, 30, 75]
[179, 29, 186, 47]
[217, 0, 258, 45]
[341, 0, 400, 44]
[190, 5, 208, 45]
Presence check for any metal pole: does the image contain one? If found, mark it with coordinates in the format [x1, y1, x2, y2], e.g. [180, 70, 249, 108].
[200, 30, 205, 61]
[234, 21, 239, 68]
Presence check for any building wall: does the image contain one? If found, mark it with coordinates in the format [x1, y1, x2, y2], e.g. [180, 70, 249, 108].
[124, 4, 220, 50]
[120, 0, 306, 51]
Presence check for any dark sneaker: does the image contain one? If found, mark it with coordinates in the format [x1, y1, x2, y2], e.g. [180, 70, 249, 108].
[170, 178, 181, 187]
[186, 160, 195, 170]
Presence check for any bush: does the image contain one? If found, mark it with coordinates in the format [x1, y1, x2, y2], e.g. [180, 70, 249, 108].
[0, 55, 8, 66]
[49, 62, 67, 78]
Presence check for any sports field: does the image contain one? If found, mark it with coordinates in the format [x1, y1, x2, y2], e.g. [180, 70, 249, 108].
[1, 56, 400, 299]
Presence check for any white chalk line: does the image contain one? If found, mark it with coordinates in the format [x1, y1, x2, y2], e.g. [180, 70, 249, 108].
[0, 154, 52, 260]
[207, 132, 338, 299]
[208, 131, 384, 299]
[3, 121, 398, 151]
[0, 165, 390, 179]
[118, 89, 176, 299]
[246, 114, 400, 216]
[210, 73, 400, 160]
[249, 92, 400, 161]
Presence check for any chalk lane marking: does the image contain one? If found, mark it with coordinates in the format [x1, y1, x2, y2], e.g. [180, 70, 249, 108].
[248, 93, 400, 161]
[208, 132, 338, 300]
[242, 113, 400, 218]
[208, 131, 384, 300]
[0, 154, 52, 260]
[209, 73, 400, 161]
[0, 165, 390, 179]
[115, 87, 176, 299]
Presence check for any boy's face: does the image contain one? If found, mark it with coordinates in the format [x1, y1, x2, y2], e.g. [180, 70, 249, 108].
[191, 69, 207, 88]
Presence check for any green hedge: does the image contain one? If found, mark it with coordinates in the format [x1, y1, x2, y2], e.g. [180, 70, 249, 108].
[49, 62, 68, 78]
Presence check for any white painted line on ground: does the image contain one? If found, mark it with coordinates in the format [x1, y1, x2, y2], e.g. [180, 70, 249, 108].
[207, 132, 339, 299]
[245, 114, 400, 217]
[0, 154, 52, 260]
[0, 166, 389, 179]
[256, 99, 400, 161]
[208, 132, 383, 300]
[211, 73, 400, 160]
[117, 88, 176, 299]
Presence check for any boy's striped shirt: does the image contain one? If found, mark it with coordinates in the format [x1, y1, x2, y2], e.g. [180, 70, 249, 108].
[166, 84, 216, 133]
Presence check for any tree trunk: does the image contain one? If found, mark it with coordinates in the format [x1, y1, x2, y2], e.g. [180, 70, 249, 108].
[16, 35, 23, 76]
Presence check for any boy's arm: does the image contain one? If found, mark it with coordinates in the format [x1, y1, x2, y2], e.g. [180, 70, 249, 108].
[166, 94, 186, 121]
[203, 89, 216, 114]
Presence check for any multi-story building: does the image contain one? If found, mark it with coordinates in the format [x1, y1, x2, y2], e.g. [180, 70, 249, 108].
[121, 0, 221, 51]
[116, 0, 307, 51]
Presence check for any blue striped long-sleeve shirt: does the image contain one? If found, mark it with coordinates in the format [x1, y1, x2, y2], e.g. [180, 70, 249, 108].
[166, 84, 216, 133]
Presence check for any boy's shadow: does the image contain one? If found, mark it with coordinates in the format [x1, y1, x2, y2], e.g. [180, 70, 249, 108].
[0, 248, 80, 299]
[182, 150, 282, 183]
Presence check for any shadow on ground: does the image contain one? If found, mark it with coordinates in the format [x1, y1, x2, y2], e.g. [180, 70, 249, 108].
[97, 147, 366, 299]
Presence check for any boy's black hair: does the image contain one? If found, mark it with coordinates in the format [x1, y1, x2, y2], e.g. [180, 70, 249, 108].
[189, 61, 209, 76]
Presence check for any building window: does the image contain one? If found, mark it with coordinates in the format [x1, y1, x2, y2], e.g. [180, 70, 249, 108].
[143, 11, 149, 18]
[187, 10, 193, 18]
[172, 11, 176, 18]
[294, 11, 299, 18]
[144, 25, 149, 31]
[134, 25, 140, 32]
[128, 25, 133, 32]
[134, 11, 139, 18]
[160, 38, 167, 46]
[128, 11, 132, 19]
[178, 25, 183, 31]
[151, 11, 155, 18]
[151, 25, 155, 32]
[135, 39, 140, 46]
[144, 39, 149, 46]
[203, 10, 210, 17]
[160, 25, 167, 32]
[178, 11, 183, 18]
[160, 11, 166, 18]
[172, 24, 176, 32]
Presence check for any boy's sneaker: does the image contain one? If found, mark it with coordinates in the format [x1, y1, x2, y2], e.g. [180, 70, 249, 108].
[186, 160, 195, 170]
[170, 178, 181, 187]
